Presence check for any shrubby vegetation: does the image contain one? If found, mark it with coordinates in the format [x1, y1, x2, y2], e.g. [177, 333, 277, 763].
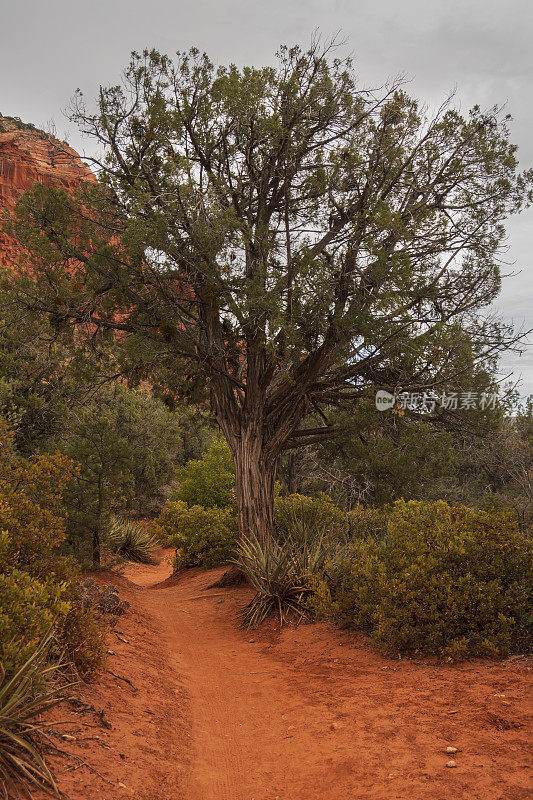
[106, 516, 161, 565]
[236, 525, 333, 627]
[0, 420, 107, 680]
[275, 493, 349, 545]
[157, 440, 238, 570]
[0, 570, 69, 679]
[160, 501, 237, 569]
[1, 37, 533, 797]
[310, 500, 532, 659]
[0, 631, 68, 799]
[52, 384, 183, 567]
[174, 440, 235, 509]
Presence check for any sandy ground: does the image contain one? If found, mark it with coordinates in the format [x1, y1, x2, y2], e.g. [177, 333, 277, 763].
[38, 553, 532, 800]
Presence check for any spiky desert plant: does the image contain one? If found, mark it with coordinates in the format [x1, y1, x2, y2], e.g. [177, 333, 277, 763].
[0, 631, 69, 799]
[106, 517, 160, 565]
[234, 530, 332, 628]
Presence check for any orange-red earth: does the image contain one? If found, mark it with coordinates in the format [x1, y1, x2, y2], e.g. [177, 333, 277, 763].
[38, 552, 532, 800]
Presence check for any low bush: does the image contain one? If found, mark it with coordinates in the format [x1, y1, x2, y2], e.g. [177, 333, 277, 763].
[235, 534, 310, 627]
[159, 501, 237, 569]
[0, 419, 76, 584]
[275, 493, 350, 545]
[347, 505, 389, 540]
[174, 440, 235, 509]
[275, 493, 387, 546]
[0, 420, 107, 684]
[0, 570, 69, 680]
[57, 587, 108, 680]
[0, 569, 107, 683]
[139, 518, 166, 544]
[312, 500, 532, 659]
[106, 516, 160, 565]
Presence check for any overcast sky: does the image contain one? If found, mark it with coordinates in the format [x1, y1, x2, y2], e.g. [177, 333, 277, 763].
[1, 0, 531, 396]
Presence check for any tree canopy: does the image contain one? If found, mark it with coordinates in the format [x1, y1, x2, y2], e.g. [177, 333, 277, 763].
[9, 40, 532, 544]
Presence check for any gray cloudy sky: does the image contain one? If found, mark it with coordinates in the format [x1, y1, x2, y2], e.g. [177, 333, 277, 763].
[1, 0, 532, 396]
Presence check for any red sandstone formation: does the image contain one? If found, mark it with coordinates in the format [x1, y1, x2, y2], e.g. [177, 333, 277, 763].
[0, 114, 94, 269]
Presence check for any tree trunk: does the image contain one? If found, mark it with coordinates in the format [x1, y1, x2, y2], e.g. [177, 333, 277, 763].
[209, 426, 277, 588]
[92, 528, 101, 568]
[233, 431, 276, 545]
[93, 474, 103, 568]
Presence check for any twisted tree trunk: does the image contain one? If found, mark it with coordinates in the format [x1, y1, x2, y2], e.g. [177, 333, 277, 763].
[233, 428, 276, 546]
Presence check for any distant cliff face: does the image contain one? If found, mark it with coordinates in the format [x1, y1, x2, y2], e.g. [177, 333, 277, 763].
[0, 114, 94, 269]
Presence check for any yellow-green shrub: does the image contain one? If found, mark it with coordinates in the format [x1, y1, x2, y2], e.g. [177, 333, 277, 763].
[0, 570, 70, 679]
[0, 420, 106, 680]
[347, 505, 389, 540]
[275, 493, 350, 544]
[174, 440, 235, 508]
[312, 500, 532, 659]
[58, 594, 107, 679]
[158, 500, 237, 569]
[0, 419, 76, 582]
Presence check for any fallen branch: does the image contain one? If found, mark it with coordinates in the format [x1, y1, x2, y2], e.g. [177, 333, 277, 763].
[107, 670, 137, 690]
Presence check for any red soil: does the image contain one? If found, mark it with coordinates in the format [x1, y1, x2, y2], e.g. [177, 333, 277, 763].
[40, 553, 532, 800]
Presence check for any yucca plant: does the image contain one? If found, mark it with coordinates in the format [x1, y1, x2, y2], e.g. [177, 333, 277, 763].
[234, 528, 334, 628]
[106, 516, 160, 565]
[234, 534, 308, 627]
[0, 631, 69, 799]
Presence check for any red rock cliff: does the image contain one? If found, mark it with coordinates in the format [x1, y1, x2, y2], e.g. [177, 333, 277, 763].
[0, 114, 94, 269]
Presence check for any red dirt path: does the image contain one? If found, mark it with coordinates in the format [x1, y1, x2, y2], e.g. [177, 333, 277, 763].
[41, 554, 532, 800]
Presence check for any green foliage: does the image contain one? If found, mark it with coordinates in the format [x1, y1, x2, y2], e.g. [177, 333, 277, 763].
[0, 630, 67, 799]
[302, 403, 469, 507]
[159, 500, 237, 569]
[275, 493, 349, 544]
[274, 492, 387, 548]
[0, 571, 69, 680]
[54, 384, 182, 565]
[313, 500, 532, 659]
[0, 267, 96, 455]
[106, 516, 160, 565]
[57, 595, 107, 680]
[347, 505, 389, 540]
[0, 419, 76, 582]
[235, 534, 311, 627]
[0, 419, 106, 684]
[235, 514, 334, 628]
[175, 440, 235, 509]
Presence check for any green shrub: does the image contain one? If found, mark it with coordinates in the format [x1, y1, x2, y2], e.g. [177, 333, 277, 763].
[347, 505, 389, 540]
[0, 567, 107, 684]
[0, 570, 70, 680]
[174, 440, 235, 508]
[0, 420, 76, 584]
[106, 516, 160, 565]
[312, 500, 532, 660]
[0, 420, 107, 684]
[275, 493, 350, 545]
[139, 518, 166, 544]
[159, 500, 237, 569]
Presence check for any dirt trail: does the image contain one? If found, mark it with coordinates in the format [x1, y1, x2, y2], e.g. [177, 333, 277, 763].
[44, 556, 532, 800]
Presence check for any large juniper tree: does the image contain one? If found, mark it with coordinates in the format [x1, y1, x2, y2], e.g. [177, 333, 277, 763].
[10, 42, 532, 550]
